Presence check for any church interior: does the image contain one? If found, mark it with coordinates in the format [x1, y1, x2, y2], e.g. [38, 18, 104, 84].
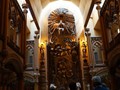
[0, 0, 120, 90]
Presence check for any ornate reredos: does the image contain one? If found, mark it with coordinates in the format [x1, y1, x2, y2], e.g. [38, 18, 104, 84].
[48, 8, 76, 44]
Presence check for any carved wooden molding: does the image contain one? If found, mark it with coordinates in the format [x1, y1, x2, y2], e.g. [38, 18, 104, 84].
[48, 8, 75, 35]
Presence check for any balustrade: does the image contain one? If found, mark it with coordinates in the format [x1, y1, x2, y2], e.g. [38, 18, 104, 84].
[100, 0, 120, 52]
[7, 0, 26, 56]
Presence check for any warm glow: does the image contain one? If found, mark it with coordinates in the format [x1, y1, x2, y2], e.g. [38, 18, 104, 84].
[72, 39, 75, 42]
[39, 42, 44, 47]
[118, 28, 120, 33]
[39, 0, 84, 42]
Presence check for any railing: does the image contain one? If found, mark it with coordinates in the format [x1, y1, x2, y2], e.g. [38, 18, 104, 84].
[7, 37, 24, 57]
[7, 0, 25, 57]
[100, 0, 120, 53]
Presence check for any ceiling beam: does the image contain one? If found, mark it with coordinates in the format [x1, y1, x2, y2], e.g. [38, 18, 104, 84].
[84, 0, 94, 28]
[25, 0, 40, 31]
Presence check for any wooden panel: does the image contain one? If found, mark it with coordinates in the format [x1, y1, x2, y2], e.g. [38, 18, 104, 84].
[0, 0, 4, 36]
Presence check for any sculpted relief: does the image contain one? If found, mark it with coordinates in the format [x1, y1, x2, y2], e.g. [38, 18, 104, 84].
[47, 8, 81, 89]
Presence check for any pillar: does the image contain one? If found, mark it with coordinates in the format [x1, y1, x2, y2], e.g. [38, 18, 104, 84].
[85, 28, 95, 67]
[34, 31, 40, 71]
[18, 74, 24, 90]
[94, 0, 101, 17]
[0, 86, 2, 90]
[85, 28, 94, 90]
[22, 3, 28, 20]
[87, 84, 90, 90]
[45, 41, 49, 90]
[2, 0, 9, 62]
[22, 2, 28, 67]
[34, 31, 40, 90]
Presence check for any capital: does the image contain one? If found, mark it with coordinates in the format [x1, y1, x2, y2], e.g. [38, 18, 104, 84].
[22, 3, 28, 9]
[35, 31, 39, 35]
[96, 5, 101, 10]
[87, 33, 91, 36]
[94, 0, 101, 4]
[85, 28, 90, 32]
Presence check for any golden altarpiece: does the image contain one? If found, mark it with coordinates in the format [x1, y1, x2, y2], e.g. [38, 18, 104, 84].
[45, 8, 82, 90]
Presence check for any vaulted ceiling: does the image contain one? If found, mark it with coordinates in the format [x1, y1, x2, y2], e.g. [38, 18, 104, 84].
[26, 0, 94, 41]
[39, 0, 86, 42]
[26, 0, 93, 31]
[40, 0, 81, 8]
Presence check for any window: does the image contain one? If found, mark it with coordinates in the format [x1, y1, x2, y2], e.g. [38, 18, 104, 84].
[91, 37, 103, 65]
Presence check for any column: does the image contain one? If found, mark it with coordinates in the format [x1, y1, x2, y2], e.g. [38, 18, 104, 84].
[87, 84, 90, 90]
[0, 86, 2, 90]
[22, 2, 28, 67]
[2, 0, 9, 61]
[39, 40, 48, 90]
[34, 83, 39, 90]
[95, 0, 101, 17]
[3, 85, 7, 90]
[0, 0, 4, 34]
[45, 41, 49, 90]
[22, 3, 28, 20]
[85, 28, 94, 90]
[34, 31, 40, 72]
[85, 28, 95, 67]
[18, 74, 24, 90]
[33, 31, 40, 90]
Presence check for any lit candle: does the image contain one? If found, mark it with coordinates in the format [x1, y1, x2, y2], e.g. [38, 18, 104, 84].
[118, 28, 120, 33]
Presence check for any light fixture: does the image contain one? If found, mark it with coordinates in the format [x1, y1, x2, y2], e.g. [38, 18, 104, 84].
[76, 82, 81, 88]
[82, 40, 87, 58]
[50, 83, 57, 89]
[118, 28, 120, 33]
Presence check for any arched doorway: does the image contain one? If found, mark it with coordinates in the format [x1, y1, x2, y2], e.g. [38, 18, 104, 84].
[109, 55, 120, 90]
[24, 73, 34, 90]
[2, 54, 24, 90]
[107, 45, 120, 90]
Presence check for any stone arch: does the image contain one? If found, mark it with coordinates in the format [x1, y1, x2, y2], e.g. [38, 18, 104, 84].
[24, 73, 34, 90]
[94, 67, 111, 89]
[108, 54, 120, 76]
[95, 67, 108, 76]
[24, 73, 34, 82]
[93, 41, 102, 48]
[3, 53, 23, 75]
[26, 44, 34, 50]
[107, 46, 120, 90]
[40, 1, 84, 42]
[26, 44, 34, 67]
[108, 46, 120, 76]
[26, 45, 34, 56]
